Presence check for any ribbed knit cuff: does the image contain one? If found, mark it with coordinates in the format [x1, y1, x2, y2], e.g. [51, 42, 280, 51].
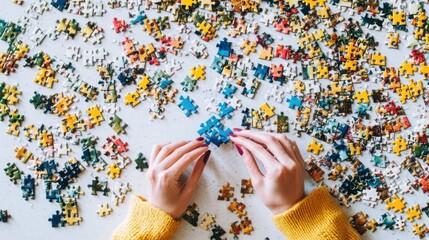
[113, 195, 181, 240]
[272, 187, 360, 240]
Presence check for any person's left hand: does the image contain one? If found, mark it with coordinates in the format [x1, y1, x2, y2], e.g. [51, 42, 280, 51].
[146, 138, 210, 219]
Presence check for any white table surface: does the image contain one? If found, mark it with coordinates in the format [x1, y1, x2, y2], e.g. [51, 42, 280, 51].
[0, 1, 428, 240]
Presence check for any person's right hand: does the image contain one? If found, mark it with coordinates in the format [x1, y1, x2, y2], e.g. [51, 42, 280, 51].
[229, 129, 306, 215]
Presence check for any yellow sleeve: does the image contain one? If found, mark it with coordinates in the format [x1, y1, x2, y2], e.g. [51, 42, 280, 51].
[272, 187, 360, 240]
[112, 195, 181, 240]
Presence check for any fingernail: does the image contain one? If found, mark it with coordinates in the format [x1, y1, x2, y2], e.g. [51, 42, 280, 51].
[235, 144, 243, 155]
[233, 128, 242, 132]
[201, 143, 209, 147]
[228, 133, 237, 138]
[195, 137, 204, 141]
[203, 150, 211, 164]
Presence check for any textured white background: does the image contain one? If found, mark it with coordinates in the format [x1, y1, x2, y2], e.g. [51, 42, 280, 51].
[0, 1, 428, 240]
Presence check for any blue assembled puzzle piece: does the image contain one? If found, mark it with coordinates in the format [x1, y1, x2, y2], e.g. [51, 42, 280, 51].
[378, 212, 395, 230]
[21, 174, 36, 200]
[197, 116, 220, 136]
[159, 77, 173, 89]
[51, 0, 70, 11]
[210, 56, 226, 73]
[357, 166, 372, 183]
[204, 127, 232, 147]
[131, 10, 147, 25]
[46, 189, 62, 203]
[252, 64, 269, 80]
[327, 151, 340, 163]
[216, 38, 232, 57]
[181, 76, 198, 92]
[0, 210, 10, 222]
[64, 161, 84, 179]
[222, 83, 237, 99]
[217, 102, 234, 119]
[333, 140, 350, 161]
[37, 160, 59, 178]
[205, 131, 223, 147]
[337, 124, 349, 139]
[216, 127, 232, 143]
[368, 175, 383, 188]
[286, 96, 302, 109]
[241, 108, 252, 128]
[117, 70, 136, 86]
[48, 211, 65, 228]
[197, 115, 232, 146]
[178, 95, 198, 117]
[339, 176, 358, 196]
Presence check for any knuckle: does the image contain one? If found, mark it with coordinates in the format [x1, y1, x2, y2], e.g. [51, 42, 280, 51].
[273, 167, 288, 177]
[158, 172, 170, 183]
[159, 145, 172, 154]
[280, 166, 289, 175]
[284, 139, 293, 148]
[278, 135, 289, 143]
[288, 162, 300, 173]
[181, 152, 193, 161]
[173, 149, 184, 157]
[266, 136, 277, 144]
[255, 143, 265, 151]
[146, 170, 157, 182]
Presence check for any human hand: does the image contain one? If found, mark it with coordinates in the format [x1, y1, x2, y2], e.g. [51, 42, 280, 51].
[229, 129, 305, 215]
[146, 138, 210, 219]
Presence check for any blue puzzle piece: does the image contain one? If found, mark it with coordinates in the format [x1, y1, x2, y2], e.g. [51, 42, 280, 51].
[252, 64, 269, 80]
[197, 116, 221, 136]
[204, 127, 232, 147]
[378, 212, 395, 230]
[368, 175, 383, 188]
[205, 131, 223, 147]
[216, 127, 232, 143]
[21, 174, 35, 200]
[217, 102, 234, 119]
[51, 0, 69, 11]
[48, 211, 65, 228]
[216, 38, 232, 57]
[131, 10, 147, 25]
[197, 115, 231, 146]
[159, 78, 173, 89]
[210, 56, 226, 73]
[337, 124, 349, 139]
[240, 108, 252, 128]
[181, 76, 198, 92]
[286, 96, 302, 109]
[178, 95, 198, 117]
[222, 83, 237, 99]
[37, 160, 59, 178]
[46, 189, 62, 203]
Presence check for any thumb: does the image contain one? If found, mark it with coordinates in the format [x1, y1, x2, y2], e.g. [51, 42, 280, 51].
[183, 150, 210, 197]
[238, 145, 263, 181]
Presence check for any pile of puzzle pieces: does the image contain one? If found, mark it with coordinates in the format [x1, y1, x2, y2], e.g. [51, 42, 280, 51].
[0, 0, 428, 239]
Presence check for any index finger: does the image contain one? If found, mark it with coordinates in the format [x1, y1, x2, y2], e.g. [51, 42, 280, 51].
[150, 143, 169, 165]
[229, 135, 280, 171]
[234, 130, 295, 167]
[169, 147, 209, 177]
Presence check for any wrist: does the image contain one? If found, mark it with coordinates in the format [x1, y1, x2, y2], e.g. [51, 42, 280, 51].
[270, 197, 306, 215]
[271, 205, 293, 215]
[149, 201, 182, 220]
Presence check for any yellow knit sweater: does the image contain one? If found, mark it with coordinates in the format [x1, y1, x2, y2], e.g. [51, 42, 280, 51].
[112, 187, 360, 240]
